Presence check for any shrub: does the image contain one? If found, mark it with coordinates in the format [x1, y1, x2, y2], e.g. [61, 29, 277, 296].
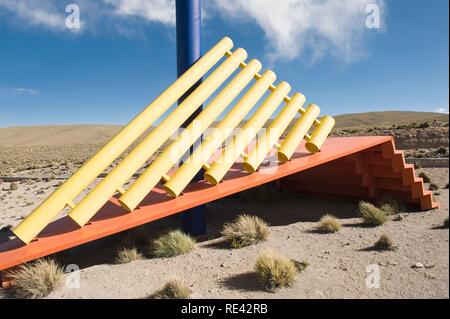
[150, 278, 192, 299]
[418, 172, 431, 183]
[429, 183, 439, 191]
[254, 249, 297, 291]
[317, 214, 341, 233]
[359, 201, 387, 226]
[9, 259, 64, 299]
[379, 196, 402, 215]
[445, 183, 449, 189]
[9, 182, 18, 191]
[373, 234, 396, 251]
[444, 218, 449, 228]
[152, 230, 195, 258]
[115, 246, 141, 264]
[222, 215, 269, 248]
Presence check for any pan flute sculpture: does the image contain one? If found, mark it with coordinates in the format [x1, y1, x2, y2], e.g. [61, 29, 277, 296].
[12, 37, 335, 244]
[0, 37, 437, 278]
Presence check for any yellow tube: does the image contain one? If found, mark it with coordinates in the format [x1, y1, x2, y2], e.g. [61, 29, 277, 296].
[243, 92, 305, 173]
[277, 104, 321, 163]
[305, 115, 336, 153]
[163, 70, 277, 197]
[119, 59, 262, 211]
[204, 81, 291, 185]
[68, 48, 248, 227]
[12, 37, 234, 244]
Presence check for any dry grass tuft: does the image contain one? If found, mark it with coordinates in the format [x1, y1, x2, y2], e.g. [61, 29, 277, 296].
[373, 234, 397, 251]
[222, 215, 269, 248]
[9, 182, 18, 191]
[152, 230, 196, 258]
[254, 249, 297, 291]
[317, 214, 341, 233]
[378, 196, 403, 215]
[359, 201, 387, 226]
[115, 246, 142, 264]
[9, 258, 64, 299]
[150, 278, 192, 299]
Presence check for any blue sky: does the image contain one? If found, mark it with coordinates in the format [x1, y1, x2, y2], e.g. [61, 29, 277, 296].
[0, 0, 448, 127]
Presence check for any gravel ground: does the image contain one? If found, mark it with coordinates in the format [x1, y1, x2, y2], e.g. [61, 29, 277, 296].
[1, 166, 448, 299]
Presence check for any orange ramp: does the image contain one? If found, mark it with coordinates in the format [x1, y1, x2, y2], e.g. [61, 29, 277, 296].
[0, 136, 438, 276]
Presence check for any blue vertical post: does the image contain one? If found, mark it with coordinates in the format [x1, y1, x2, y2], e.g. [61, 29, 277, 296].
[176, 0, 206, 236]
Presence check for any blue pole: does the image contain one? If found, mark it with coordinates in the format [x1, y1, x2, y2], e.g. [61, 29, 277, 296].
[176, 0, 206, 236]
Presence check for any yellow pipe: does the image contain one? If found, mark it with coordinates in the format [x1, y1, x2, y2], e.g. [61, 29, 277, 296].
[305, 115, 336, 153]
[243, 92, 305, 173]
[204, 81, 291, 185]
[277, 104, 320, 163]
[163, 70, 277, 197]
[12, 37, 234, 244]
[68, 48, 248, 227]
[119, 59, 262, 211]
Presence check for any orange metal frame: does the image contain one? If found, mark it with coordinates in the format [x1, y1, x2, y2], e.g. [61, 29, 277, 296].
[0, 136, 438, 279]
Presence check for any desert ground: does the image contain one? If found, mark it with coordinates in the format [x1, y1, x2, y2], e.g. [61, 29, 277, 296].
[0, 111, 448, 299]
[0, 168, 447, 299]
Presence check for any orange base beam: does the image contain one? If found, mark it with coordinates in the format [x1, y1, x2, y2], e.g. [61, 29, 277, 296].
[0, 136, 438, 271]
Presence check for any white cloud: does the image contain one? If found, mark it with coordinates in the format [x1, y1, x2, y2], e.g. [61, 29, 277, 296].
[0, 0, 384, 62]
[103, 0, 175, 25]
[0, 0, 175, 32]
[209, 0, 385, 63]
[0, 0, 64, 30]
[0, 87, 39, 96]
[435, 108, 449, 114]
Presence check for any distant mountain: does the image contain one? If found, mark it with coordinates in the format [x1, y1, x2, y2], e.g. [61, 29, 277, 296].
[0, 125, 123, 146]
[333, 111, 448, 129]
[0, 111, 447, 146]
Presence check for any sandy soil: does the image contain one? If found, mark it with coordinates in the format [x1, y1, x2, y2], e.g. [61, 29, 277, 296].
[1, 167, 447, 299]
